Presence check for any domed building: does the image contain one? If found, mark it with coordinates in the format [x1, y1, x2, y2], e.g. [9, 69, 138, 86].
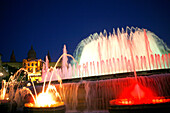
[27, 45, 36, 60]
[1, 46, 57, 82]
[23, 46, 43, 82]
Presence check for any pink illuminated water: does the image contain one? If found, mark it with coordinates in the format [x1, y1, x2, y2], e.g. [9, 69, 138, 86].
[75, 27, 170, 76]
[42, 27, 170, 81]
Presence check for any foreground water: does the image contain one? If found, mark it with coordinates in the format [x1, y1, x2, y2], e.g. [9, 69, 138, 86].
[22, 73, 170, 112]
[2, 73, 169, 113]
[66, 110, 109, 113]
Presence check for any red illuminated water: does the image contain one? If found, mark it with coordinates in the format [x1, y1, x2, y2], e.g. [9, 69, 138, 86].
[110, 80, 170, 105]
[110, 97, 170, 105]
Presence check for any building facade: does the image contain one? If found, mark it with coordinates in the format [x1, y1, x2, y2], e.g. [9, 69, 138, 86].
[2, 46, 57, 82]
[23, 59, 43, 82]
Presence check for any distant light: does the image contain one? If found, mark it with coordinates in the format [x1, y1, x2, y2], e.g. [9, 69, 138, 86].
[27, 82, 31, 86]
[0, 72, 3, 76]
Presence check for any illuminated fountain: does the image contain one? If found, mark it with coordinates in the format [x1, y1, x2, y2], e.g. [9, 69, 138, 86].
[42, 27, 170, 81]
[108, 76, 170, 113]
[102, 28, 170, 112]
[39, 27, 170, 112]
[0, 80, 9, 113]
[23, 56, 66, 113]
[1, 26, 169, 112]
[0, 66, 65, 113]
[73, 27, 170, 77]
[24, 84, 65, 113]
[0, 80, 8, 100]
[0, 68, 29, 112]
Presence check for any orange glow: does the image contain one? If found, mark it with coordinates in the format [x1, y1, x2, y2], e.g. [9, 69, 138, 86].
[25, 90, 64, 108]
[25, 84, 63, 108]
[25, 92, 64, 108]
[25, 101, 64, 108]
[35, 92, 56, 107]
[2, 87, 6, 99]
[0, 80, 7, 100]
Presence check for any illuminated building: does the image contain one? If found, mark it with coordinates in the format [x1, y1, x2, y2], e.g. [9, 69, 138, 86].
[22, 46, 43, 82]
[23, 59, 43, 82]
[1, 46, 60, 82]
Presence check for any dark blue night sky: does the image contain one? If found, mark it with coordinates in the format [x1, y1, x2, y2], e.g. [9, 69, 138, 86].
[0, 0, 170, 62]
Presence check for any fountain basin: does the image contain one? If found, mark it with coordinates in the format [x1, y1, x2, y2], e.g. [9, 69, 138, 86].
[109, 98, 170, 113]
[24, 102, 65, 113]
[0, 99, 10, 113]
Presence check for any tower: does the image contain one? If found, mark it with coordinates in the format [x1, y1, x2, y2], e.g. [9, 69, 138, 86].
[27, 45, 36, 60]
[10, 50, 16, 62]
[47, 51, 51, 62]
